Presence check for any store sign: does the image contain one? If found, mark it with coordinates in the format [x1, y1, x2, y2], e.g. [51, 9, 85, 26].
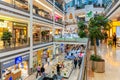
[9, 76, 13, 80]
[85, 5, 93, 21]
[15, 56, 22, 64]
[0, 22, 7, 28]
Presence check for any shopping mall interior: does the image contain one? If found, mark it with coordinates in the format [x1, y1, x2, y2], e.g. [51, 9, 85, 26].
[0, 0, 120, 80]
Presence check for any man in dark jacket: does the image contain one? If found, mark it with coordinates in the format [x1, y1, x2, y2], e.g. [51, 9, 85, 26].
[56, 64, 61, 75]
[41, 66, 45, 76]
[74, 58, 77, 69]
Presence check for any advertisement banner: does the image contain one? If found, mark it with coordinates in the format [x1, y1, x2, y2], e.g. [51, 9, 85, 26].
[85, 5, 94, 21]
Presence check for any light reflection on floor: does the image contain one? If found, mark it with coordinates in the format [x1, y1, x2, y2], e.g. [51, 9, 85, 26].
[91, 45, 120, 80]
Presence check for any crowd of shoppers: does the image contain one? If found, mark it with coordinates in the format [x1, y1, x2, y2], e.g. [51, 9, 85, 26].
[64, 44, 84, 69]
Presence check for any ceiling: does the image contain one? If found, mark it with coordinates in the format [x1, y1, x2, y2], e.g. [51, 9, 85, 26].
[64, 0, 72, 3]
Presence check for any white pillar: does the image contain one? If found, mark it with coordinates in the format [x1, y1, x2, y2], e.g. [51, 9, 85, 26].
[53, 42, 56, 58]
[29, 0, 33, 69]
[62, 12, 65, 37]
[52, 0, 55, 37]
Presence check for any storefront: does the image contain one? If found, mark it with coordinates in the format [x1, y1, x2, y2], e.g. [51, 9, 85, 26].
[41, 27, 52, 42]
[0, 20, 28, 47]
[0, 21, 12, 47]
[1, 54, 29, 80]
[13, 22, 28, 44]
[33, 24, 41, 43]
[33, 46, 53, 71]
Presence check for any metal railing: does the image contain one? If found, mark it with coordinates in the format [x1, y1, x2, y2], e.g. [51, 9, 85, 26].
[77, 54, 86, 80]
[77, 39, 89, 80]
[0, 1, 62, 24]
[0, 38, 53, 53]
[54, 38, 88, 43]
[46, 0, 64, 12]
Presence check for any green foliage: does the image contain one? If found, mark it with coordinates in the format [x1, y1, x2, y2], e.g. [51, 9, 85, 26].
[90, 54, 103, 61]
[89, 26, 104, 40]
[108, 39, 112, 46]
[41, 31, 48, 36]
[1, 31, 12, 41]
[89, 15, 111, 30]
[89, 15, 111, 40]
[77, 21, 87, 38]
[78, 21, 87, 30]
[78, 30, 87, 38]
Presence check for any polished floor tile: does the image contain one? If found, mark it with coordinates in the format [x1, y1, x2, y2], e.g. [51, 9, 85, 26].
[90, 44, 120, 80]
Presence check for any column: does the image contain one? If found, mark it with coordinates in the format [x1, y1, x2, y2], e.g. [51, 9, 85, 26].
[29, 0, 33, 72]
[62, 2, 65, 37]
[62, 12, 65, 37]
[52, 0, 55, 37]
[53, 42, 56, 59]
[0, 62, 1, 79]
[40, 27, 42, 43]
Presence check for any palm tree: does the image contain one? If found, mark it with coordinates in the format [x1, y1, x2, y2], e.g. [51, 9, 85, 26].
[89, 15, 111, 56]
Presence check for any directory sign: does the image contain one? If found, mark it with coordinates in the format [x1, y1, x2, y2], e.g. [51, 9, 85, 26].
[15, 56, 22, 64]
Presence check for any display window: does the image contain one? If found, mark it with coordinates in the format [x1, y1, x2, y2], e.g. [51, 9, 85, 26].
[33, 25, 41, 43]
[13, 22, 27, 44]
[0, 21, 12, 48]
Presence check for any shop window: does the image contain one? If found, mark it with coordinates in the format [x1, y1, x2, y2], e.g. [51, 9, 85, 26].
[1, 0, 13, 4]
[15, 0, 28, 10]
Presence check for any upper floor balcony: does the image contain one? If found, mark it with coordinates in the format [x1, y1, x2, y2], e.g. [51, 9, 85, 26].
[0, 0, 64, 25]
[46, 0, 64, 12]
[54, 37, 88, 45]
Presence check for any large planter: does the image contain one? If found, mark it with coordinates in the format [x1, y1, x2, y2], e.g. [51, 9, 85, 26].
[93, 60, 105, 73]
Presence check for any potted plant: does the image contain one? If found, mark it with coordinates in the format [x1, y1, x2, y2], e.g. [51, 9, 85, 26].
[90, 54, 105, 72]
[108, 39, 112, 46]
[41, 31, 48, 41]
[88, 15, 111, 72]
[1, 30, 12, 47]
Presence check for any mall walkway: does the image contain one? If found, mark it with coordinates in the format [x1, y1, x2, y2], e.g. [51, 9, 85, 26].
[88, 44, 120, 80]
[25, 55, 80, 80]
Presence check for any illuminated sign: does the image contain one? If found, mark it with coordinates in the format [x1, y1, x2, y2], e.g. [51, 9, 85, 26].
[0, 22, 7, 28]
[15, 56, 22, 64]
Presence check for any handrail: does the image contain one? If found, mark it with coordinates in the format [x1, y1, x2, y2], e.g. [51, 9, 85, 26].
[77, 39, 89, 80]
[77, 54, 86, 80]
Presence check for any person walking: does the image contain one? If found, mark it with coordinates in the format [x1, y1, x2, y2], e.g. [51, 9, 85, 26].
[56, 64, 61, 75]
[78, 57, 82, 69]
[40, 65, 45, 76]
[113, 33, 117, 47]
[36, 64, 41, 78]
[74, 58, 77, 69]
[47, 57, 50, 66]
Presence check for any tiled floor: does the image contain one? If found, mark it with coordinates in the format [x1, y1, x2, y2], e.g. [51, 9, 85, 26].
[88, 44, 120, 80]
[25, 54, 80, 80]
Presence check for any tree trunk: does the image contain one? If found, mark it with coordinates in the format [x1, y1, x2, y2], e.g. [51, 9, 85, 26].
[93, 38, 97, 56]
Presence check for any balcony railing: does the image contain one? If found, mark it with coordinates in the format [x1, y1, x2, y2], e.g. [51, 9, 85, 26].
[0, 37, 53, 53]
[0, 38, 29, 53]
[0, 1, 54, 23]
[54, 38, 88, 43]
[47, 0, 63, 12]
